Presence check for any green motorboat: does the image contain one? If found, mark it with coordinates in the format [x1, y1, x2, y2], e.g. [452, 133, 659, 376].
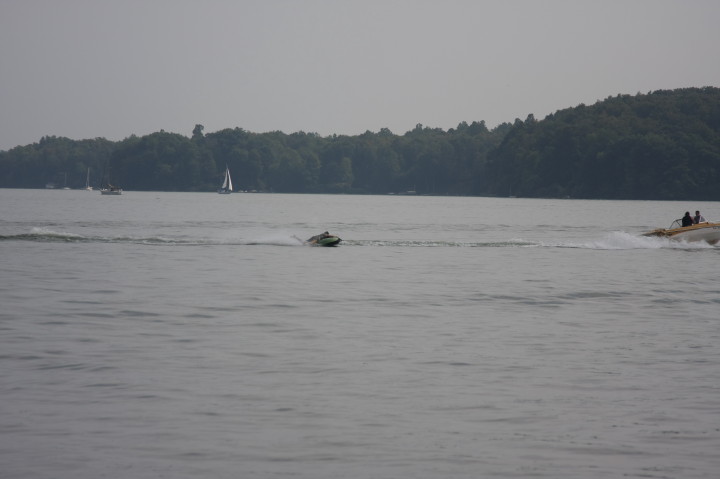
[306, 232, 342, 247]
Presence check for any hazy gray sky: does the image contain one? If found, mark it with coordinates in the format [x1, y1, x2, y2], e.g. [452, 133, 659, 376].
[1, 0, 719, 151]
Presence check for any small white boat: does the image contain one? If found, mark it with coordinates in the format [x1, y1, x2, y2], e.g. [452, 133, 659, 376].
[84, 168, 93, 191]
[100, 185, 122, 195]
[99, 163, 122, 195]
[643, 220, 720, 245]
[218, 166, 233, 194]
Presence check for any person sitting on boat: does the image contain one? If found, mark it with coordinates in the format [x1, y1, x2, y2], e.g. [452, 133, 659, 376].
[682, 212, 694, 227]
[694, 210, 706, 224]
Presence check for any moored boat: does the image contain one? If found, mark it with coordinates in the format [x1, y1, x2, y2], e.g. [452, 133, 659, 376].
[643, 219, 720, 245]
[84, 168, 93, 191]
[100, 185, 122, 195]
[99, 163, 122, 195]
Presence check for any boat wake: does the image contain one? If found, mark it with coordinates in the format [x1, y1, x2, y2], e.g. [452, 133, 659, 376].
[344, 232, 717, 249]
[343, 239, 537, 248]
[0, 228, 310, 246]
[2, 228, 715, 250]
[544, 231, 717, 250]
[0, 228, 194, 245]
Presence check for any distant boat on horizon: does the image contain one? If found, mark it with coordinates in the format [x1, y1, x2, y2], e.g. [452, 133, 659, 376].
[100, 183, 122, 195]
[99, 163, 122, 195]
[218, 165, 233, 194]
[84, 168, 93, 191]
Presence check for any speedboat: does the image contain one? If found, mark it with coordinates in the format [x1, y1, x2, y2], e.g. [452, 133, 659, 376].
[643, 219, 720, 245]
[306, 232, 342, 247]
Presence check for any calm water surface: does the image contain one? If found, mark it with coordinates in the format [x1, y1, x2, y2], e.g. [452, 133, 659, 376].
[1, 189, 719, 478]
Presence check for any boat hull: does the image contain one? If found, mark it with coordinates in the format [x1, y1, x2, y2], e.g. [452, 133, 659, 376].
[315, 236, 341, 247]
[100, 189, 122, 195]
[643, 222, 720, 245]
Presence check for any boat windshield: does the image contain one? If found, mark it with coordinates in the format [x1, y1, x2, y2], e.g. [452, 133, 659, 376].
[669, 219, 683, 229]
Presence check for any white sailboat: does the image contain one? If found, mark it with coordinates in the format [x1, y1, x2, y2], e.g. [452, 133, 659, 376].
[218, 166, 233, 194]
[84, 168, 93, 191]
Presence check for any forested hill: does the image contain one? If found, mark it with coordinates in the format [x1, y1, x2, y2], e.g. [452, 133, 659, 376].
[483, 87, 720, 200]
[1, 87, 719, 200]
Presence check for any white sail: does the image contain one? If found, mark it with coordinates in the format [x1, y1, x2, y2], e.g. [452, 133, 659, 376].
[225, 167, 233, 191]
[219, 166, 233, 193]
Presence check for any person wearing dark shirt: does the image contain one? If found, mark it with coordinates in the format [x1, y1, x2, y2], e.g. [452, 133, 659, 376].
[682, 211, 694, 227]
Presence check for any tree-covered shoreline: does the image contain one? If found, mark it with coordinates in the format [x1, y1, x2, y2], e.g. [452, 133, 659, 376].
[2, 87, 719, 200]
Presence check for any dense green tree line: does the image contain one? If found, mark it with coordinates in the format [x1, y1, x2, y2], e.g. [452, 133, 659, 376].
[2, 87, 719, 199]
[483, 87, 720, 200]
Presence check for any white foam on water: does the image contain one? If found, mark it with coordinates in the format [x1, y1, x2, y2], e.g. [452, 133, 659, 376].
[547, 231, 716, 250]
[29, 226, 85, 240]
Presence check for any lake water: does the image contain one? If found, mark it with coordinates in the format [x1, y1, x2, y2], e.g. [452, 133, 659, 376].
[1, 189, 719, 479]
